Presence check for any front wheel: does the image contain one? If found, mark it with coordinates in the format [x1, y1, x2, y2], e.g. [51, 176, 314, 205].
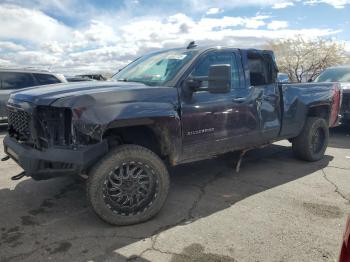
[87, 145, 170, 225]
[292, 117, 329, 161]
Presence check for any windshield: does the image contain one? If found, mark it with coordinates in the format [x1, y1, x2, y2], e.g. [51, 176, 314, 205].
[315, 68, 350, 83]
[112, 49, 198, 86]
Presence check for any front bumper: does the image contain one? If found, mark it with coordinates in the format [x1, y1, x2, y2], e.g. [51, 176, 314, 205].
[3, 135, 108, 180]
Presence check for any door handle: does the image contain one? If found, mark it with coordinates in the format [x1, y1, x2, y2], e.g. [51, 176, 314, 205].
[232, 97, 246, 103]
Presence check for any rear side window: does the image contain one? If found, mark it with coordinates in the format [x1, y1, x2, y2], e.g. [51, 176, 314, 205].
[0, 72, 35, 89]
[33, 73, 61, 85]
[248, 53, 276, 86]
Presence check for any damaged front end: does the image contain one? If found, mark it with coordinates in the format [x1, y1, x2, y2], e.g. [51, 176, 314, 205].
[36, 106, 73, 148]
[36, 106, 104, 147]
[4, 103, 108, 180]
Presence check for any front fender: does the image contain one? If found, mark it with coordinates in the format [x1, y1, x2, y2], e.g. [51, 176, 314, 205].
[71, 101, 182, 164]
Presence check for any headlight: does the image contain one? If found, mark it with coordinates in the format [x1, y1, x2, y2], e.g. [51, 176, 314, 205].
[36, 106, 72, 147]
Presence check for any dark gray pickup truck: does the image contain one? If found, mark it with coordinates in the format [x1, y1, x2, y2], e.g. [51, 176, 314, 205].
[2, 45, 341, 225]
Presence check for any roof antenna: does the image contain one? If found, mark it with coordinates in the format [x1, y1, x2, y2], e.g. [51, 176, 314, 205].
[187, 41, 197, 49]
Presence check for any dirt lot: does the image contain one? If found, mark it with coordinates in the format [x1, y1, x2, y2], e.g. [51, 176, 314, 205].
[0, 125, 349, 262]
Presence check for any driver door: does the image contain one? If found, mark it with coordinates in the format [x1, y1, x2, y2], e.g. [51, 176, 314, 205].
[180, 50, 260, 162]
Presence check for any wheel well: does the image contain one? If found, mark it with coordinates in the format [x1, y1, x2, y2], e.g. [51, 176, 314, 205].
[103, 125, 165, 158]
[307, 105, 330, 121]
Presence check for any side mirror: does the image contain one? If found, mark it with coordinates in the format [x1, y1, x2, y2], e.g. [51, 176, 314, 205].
[186, 64, 232, 93]
[207, 64, 231, 93]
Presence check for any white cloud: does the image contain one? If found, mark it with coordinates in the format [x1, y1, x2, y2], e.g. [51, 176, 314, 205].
[81, 20, 119, 44]
[272, 2, 294, 8]
[267, 20, 289, 30]
[188, 0, 291, 11]
[206, 7, 223, 15]
[2, 0, 80, 16]
[41, 41, 64, 54]
[0, 58, 11, 65]
[188, 0, 350, 10]
[304, 0, 350, 8]
[0, 4, 344, 74]
[0, 4, 72, 43]
[245, 16, 269, 29]
[346, 43, 350, 52]
[0, 41, 26, 51]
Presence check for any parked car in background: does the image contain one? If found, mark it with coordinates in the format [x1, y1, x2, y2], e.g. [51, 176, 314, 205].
[77, 74, 106, 81]
[0, 68, 67, 122]
[277, 73, 290, 83]
[315, 66, 350, 125]
[65, 76, 94, 82]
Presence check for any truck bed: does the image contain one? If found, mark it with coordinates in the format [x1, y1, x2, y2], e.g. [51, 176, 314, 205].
[279, 82, 340, 138]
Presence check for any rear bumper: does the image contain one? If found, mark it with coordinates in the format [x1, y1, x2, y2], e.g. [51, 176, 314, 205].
[3, 135, 108, 180]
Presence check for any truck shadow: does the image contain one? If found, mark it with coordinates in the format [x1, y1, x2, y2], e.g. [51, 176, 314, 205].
[0, 144, 333, 262]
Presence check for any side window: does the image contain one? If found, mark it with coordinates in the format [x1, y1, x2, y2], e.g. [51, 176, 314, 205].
[0, 72, 35, 90]
[191, 52, 240, 89]
[33, 74, 61, 85]
[248, 54, 276, 86]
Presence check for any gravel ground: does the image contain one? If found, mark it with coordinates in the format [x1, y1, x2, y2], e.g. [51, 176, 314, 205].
[0, 125, 349, 262]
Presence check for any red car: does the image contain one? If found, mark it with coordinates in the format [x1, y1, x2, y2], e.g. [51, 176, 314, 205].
[340, 216, 350, 262]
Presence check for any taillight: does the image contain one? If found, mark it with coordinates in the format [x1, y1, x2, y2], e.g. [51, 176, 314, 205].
[330, 83, 341, 127]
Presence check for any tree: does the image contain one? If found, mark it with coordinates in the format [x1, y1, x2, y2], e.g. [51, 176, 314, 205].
[265, 36, 347, 82]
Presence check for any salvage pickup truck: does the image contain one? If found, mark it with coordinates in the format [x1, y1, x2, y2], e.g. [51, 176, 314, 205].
[3, 44, 341, 225]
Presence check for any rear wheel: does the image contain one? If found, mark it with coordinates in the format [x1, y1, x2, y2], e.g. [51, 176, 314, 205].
[87, 145, 169, 225]
[292, 117, 329, 161]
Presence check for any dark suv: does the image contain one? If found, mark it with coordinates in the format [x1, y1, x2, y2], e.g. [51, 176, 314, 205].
[0, 68, 66, 122]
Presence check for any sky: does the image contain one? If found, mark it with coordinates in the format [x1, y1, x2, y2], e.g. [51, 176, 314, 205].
[0, 0, 350, 74]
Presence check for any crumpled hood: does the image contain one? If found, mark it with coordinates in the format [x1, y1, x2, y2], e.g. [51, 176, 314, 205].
[9, 81, 160, 105]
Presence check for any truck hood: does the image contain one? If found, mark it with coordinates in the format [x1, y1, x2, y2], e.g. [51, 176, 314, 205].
[9, 81, 169, 106]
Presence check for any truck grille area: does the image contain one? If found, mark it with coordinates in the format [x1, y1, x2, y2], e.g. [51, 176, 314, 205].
[7, 106, 31, 141]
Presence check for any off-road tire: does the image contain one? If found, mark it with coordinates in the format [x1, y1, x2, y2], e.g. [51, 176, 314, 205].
[87, 145, 170, 225]
[292, 117, 329, 161]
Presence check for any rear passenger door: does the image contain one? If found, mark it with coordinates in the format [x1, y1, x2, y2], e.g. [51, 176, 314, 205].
[0, 72, 36, 119]
[247, 51, 281, 141]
